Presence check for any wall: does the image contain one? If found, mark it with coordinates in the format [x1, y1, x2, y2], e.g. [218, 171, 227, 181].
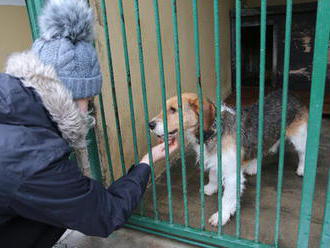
[0, 5, 32, 71]
[90, 0, 232, 181]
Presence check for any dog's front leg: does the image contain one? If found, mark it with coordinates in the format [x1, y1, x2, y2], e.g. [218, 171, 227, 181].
[204, 167, 218, 196]
[209, 149, 246, 226]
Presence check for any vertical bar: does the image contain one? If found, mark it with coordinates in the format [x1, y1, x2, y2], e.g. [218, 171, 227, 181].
[117, 0, 139, 165]
[25, 0, 37, 40]
[117, 0, 144, 216]
[192, 0, 205, 230]
[152, 0, 174, 224]
[100, 0, 126, 175]
[98, 94, 115, 183]
[320, 170, 330, 248]
[235, 0, 242, 238]
[87, 129, 103, 182]
[25, 0, 38, 39]
[133, 0, 159, 220]
[255, 0, 267, 242]
[274, 1, 292, 246]
[170, 0, 190, 227]
[297, 0, 330, 247]
[213, 0, 223, 235]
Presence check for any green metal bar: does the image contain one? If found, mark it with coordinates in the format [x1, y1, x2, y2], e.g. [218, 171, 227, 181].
[33, 0, 43, 17]
[297, 0, 330, 246]
[117, 0, 139, 165]
[127, 215, 273, 248]
[87, 129, 103, 182]
[235, 0, 242, 238]
[133, 0, 159, 220]
[320, 170, 330, 248]
[25, 0, 38, 39]
[117, 0, 145, 216]
[25, 0, 37, 40]
[274, 1, 292, 247]
[152, 0, 174, 224]
[170, 0, 189, 227]
[99, 0, 126, 175]
[192, 0, 206, 231]
[255, 0, 267, 242]
[126, 224, 220, 248]
[213, 0, 223, 235]
[98, 93, 115, 183]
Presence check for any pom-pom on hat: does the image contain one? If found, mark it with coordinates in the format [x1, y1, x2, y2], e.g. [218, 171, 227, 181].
[32, 0, 102, 99]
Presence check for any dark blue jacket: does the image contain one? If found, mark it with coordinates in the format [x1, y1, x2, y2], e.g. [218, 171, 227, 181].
[0, 73, 150, 237]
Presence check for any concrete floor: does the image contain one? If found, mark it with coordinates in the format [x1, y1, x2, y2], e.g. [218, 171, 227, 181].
[60, 118, 329, 248]
[57, 228, 195, 248]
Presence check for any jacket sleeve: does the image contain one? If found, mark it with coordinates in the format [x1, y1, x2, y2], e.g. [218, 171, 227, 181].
[10, 158, 150, 237]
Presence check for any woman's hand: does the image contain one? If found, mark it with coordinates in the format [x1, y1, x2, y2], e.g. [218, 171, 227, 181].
[140, 139, 179, 165]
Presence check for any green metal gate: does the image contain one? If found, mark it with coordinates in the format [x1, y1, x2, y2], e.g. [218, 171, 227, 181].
[26, 0, 330, 247]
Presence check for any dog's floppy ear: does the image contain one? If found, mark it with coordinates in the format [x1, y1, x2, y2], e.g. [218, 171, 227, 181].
[203, 99, 216, 131]
[188, 97, 215, 131]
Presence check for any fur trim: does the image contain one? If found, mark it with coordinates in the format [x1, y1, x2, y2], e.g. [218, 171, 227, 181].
[5, 51, 90, 150]
[39, 0, 94, 43]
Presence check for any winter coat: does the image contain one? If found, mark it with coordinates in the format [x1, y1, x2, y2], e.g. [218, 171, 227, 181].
[0, 51, 150, 237]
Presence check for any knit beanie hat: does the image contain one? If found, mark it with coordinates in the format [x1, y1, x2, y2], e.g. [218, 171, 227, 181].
[32, 0, 102, 100]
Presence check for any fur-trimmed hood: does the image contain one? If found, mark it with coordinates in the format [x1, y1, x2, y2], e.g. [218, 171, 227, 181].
[5, 51, 90, 150]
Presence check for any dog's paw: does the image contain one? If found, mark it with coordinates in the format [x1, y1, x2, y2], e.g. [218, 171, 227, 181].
[208, 211, 231, 226]
[296, 166, 304, 177]
[204, 183, 218, 196]
[244, 166, 257, 176]
[208, 212, 219, 227]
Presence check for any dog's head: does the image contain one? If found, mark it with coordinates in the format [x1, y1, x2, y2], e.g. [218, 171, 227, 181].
[149, 93, 216, 141]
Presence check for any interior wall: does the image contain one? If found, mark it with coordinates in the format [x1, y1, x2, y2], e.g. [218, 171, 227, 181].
[90, 0, 232, 181]
[0, 5, 32, 71]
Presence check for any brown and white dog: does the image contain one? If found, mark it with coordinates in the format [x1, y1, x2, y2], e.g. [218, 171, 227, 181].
[149, 90, 308, 226]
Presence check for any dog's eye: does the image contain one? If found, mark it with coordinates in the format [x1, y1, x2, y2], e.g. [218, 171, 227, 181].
[169, 107, 177, 114]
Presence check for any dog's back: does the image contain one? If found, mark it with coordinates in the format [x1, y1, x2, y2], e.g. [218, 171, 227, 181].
[241, 89, 307, 161]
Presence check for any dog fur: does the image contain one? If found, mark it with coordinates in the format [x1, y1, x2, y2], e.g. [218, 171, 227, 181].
[150, 91, 308, 226]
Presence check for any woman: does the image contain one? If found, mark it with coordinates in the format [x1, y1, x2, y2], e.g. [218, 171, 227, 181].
[0, 1, 178, 247]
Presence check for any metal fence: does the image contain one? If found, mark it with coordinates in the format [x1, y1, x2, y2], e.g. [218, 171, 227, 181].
[26, 0, 330, 247]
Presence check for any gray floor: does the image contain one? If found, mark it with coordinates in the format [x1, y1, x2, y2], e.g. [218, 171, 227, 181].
[58, 228, 194, 248]
[61, 118, 329, 248]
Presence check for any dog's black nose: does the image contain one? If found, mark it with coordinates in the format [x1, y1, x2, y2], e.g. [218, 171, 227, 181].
[149, 121, 156, 130]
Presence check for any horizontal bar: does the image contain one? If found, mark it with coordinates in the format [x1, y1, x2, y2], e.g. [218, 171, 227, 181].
[127, 215, 273, 248]
[126, 224, 219, 248]
[255, 0, 267, 242]
[170, 0, 189, 227]
[296, 0, 330, 247]
[274, 0, 293, 246]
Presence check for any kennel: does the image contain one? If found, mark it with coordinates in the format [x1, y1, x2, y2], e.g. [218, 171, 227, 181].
[25, 0, 330, 247]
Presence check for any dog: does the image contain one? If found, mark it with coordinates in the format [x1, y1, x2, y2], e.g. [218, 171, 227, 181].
[149, 90, 308, 226]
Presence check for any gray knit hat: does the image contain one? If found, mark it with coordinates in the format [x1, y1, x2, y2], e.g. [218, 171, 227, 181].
[32, 0, 102, 100]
